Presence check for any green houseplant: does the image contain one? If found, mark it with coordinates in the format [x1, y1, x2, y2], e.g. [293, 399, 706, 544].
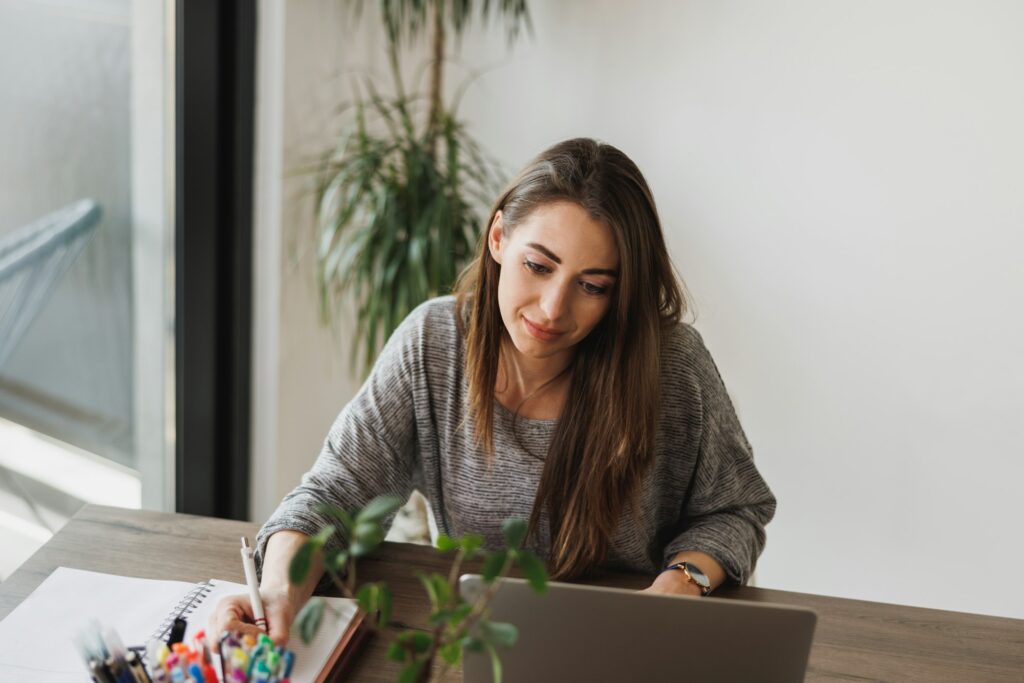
[314, 0, 531, 373]
[290, 495, 548, 683]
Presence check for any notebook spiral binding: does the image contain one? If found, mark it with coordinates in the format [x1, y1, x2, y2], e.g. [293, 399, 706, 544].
[149, 580, 214, 642]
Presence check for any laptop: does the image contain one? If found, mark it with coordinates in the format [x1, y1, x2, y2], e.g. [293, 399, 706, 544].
[459, 575, 816, 682]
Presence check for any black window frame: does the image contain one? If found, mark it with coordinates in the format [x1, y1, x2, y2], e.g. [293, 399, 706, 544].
[175, 0, 255, 519]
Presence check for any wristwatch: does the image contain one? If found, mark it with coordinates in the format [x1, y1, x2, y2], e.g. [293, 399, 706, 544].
[663, 561, 712, 596]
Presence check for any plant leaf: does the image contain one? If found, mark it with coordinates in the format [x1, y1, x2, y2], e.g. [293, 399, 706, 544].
[357, 583, 379, 615]
[386, 641, 406, 662]
[354, 520, 383, 544]
[460, 533, 484, 558]
[378, 583, 393, 629]
[315, 503, 355, 534]
[357, 494, 405, 524]
[439, 640, 462, 665]
[432, 573, 452, 605]
[480, 620, 518, 648]
[289, 541, 316, 585]
[313, 526, 335, 547]
[429, 600, 472, 627]
[449, 602, 473, 626]
[461, 636, 485, 653]
[397, 661, 424, 683]
[296, 597, 325, 645]
[436, 534, 459, 552]
[486, 641, 503, 683]
[514, 549, 548, 593]
[351, 536, 382, 558]
[417, 571, 437, 610]
[418, 572, 451, 611]
[481, 550, 508, 582]
[501, 518, 527, 549]
[395, 630, 433, 654]
[323, 547, 350, 576]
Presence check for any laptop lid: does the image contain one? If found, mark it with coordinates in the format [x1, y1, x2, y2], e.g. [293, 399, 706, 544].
[459, 575, 816, 683]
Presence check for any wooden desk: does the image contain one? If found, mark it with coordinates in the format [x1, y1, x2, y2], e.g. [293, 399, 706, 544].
[1, 505, 1021, 681]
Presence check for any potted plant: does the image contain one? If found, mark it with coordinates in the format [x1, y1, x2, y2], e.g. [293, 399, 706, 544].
[313, 0, 531, 373]
[290, 495, 548, 683]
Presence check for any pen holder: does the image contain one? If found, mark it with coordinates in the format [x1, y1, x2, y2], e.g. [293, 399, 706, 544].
[147, 629, 296, 683]
[76, 620, 153, 683]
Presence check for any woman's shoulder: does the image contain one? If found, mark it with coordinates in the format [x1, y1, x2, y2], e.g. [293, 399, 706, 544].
[405, 295, 460, 337]
[659, 320, 724, 391]
[375, 296, 462, 379]
[662, 320, 709, 364]
[389, 295, 463, 358]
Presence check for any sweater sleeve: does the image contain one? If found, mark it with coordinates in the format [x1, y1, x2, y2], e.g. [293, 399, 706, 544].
[662, 328, 777, 585]
[254, 306, 424, 578]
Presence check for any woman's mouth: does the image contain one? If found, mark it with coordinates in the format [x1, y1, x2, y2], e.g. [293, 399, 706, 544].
[523, 316, 565, 342]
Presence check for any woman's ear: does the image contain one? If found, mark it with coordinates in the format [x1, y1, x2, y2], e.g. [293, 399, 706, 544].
[487, 212, 505, 265]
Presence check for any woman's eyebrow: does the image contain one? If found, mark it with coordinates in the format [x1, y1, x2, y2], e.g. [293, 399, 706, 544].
[525, 241, 618, 277]
[526, 241, 562, 263]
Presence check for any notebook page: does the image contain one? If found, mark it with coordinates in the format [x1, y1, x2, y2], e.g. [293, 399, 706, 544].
[0, 568, 360, 683]
[0, 567, 197, 682]
[188, 578, 361, 682]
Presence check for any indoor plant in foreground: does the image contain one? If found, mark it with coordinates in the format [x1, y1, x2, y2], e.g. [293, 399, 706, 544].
[289, 495, 548, 683]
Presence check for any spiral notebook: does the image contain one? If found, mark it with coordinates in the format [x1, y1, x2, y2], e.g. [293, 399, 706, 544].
[0, 567, 365, 683]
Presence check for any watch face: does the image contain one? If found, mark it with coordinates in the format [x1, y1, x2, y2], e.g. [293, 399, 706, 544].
[683, 562, 710, 588]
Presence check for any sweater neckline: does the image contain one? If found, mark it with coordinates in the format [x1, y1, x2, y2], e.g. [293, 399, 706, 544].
[493, 398, 560, 427]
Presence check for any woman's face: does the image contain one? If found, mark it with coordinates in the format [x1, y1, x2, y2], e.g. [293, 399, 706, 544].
[488, 201, 619, 364]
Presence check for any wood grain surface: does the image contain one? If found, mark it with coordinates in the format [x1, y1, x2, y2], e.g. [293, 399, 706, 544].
[1, 505, 1021, 681]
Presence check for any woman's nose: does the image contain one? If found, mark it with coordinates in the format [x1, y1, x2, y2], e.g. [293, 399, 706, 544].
[539, 283, 570, 322]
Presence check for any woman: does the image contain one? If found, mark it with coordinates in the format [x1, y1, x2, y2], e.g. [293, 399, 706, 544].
[211, 138, 776, 645]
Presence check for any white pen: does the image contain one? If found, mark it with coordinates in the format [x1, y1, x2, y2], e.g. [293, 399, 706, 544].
[240, 536, 268, 631]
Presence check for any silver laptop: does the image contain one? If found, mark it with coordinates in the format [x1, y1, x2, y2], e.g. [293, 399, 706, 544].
[459, 575, 816, 682]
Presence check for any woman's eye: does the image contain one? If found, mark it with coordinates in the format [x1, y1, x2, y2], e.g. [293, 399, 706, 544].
[581, 281, 609, 296]
[524, 259, 549, 274]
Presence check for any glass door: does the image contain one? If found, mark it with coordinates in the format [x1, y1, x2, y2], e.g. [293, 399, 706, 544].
[0, 0, 174, 580]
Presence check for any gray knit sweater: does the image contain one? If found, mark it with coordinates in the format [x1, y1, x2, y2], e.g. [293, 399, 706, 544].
[256, 296, 775, 584]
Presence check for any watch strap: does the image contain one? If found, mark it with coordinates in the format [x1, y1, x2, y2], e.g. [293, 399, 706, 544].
[663, 561, 712, 596]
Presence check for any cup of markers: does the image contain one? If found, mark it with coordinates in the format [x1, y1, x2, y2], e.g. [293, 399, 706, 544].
[146, 630, 295, 683]
[218, 632, 295, 683]
[216, 634, 294, 679]
[145, 628, 218, 683]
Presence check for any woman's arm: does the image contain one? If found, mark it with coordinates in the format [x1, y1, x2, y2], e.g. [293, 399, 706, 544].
[253, 305, 432, 582]
[208, 304, 440, 644]
[259, 530, 324, 612]
[651, 326, 777, 593]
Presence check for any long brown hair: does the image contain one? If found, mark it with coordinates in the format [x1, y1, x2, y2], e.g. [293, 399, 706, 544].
[454, 138, 686, 579]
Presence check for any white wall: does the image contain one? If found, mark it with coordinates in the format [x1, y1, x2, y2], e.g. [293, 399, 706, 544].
[252, 0, 382, 521]
[254, 1, 1024, 619]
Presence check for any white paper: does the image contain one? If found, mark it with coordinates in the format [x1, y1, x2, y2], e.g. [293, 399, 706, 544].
[0, 567, 358, 682]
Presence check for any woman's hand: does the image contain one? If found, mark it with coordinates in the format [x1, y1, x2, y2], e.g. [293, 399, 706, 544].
[206, 586, 297, 653]
[641, 569, 704, 597]
[206, 530, 323, 654]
